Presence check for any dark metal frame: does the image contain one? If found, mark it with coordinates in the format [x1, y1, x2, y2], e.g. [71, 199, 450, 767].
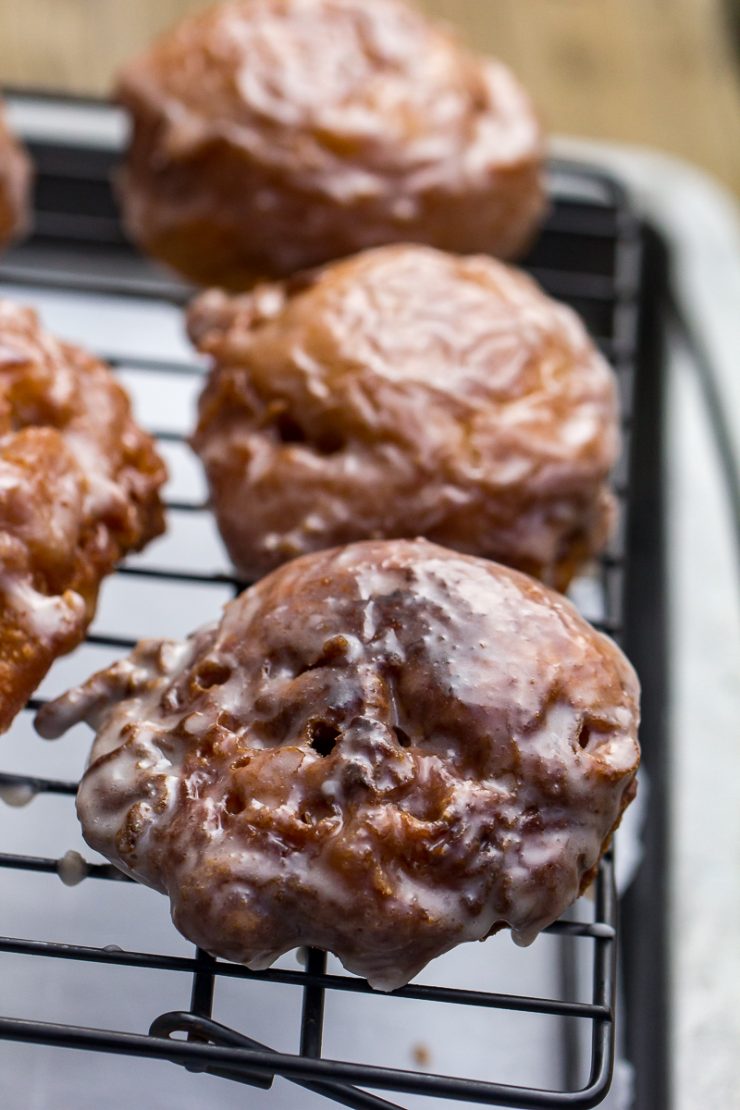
[0, 92, 668, 1110]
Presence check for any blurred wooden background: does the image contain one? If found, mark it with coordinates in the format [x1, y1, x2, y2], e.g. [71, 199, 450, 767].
[0, 0, 738, 192]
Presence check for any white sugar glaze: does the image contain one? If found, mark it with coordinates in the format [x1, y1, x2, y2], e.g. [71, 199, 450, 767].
[37, 539, 640, 991]
[57, 850, 89, 887]
[0, 575, 86, 642]
[0, 781, 36, 807]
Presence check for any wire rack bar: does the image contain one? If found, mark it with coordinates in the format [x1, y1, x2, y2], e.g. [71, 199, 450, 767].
[0, 930, 612, 1018]
[301, 948, 329, 1058]
[0, 772, 78, 796]
[0, 853, 128, 881]
[0, 1009, 615, 1110]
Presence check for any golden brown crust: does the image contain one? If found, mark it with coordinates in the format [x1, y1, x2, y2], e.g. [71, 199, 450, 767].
[38, 539, 640, 991]
[0, 300, 167, 733]
[0, 103, 31, 250]
[116, 0, 545, 287]
[189, 244, 620, 587]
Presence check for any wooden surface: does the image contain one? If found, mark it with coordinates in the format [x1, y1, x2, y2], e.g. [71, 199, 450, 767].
[0, 0, 738, 192]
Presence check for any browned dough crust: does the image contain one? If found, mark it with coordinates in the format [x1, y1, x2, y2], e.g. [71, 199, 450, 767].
[0, 300, 167, 734]
[116, 0, 545, 287]
[190, 244, 620, 587]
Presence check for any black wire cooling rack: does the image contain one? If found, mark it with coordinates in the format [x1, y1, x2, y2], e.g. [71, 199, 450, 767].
[0, 93, 668, 1110]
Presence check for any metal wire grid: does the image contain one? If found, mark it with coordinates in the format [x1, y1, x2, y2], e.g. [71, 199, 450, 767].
[0, 110, 643, 1110]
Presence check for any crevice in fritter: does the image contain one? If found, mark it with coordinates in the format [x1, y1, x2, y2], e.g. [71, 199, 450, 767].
[577, 723, 592, 750]
[307, 719, 340, 757]
[274, 411, 307, 445]
[195, 659, 231, 688]
[272, 409, 345, 456]
[393, 725, 412, 748]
